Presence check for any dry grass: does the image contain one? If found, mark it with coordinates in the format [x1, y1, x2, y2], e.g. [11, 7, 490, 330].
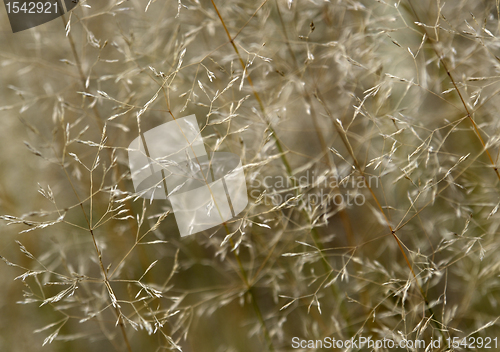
[1, 0, 500, 351]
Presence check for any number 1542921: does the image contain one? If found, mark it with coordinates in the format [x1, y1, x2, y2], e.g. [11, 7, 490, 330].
[5, 2, 59, 14]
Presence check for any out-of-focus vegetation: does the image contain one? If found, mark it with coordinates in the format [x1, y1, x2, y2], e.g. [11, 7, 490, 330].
[1, 0, 500, 351]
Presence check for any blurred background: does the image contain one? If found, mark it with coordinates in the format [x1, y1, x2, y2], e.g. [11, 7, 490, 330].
[1, 0, 500, 351]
